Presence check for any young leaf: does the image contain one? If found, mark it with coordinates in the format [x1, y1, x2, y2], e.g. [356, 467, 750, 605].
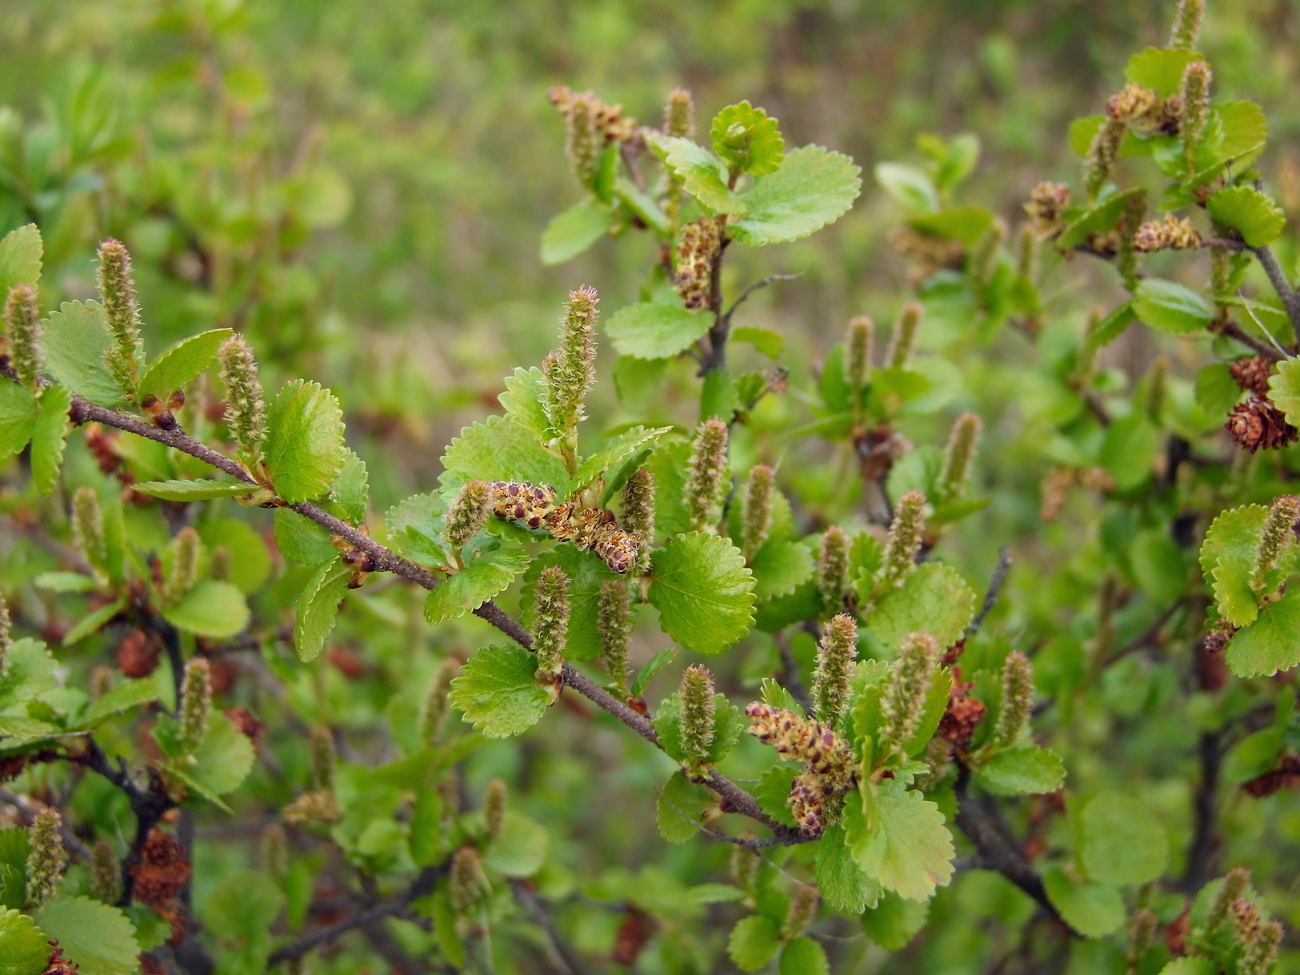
[779, 938, 829, 975]
[521, 546, 618, 661]
[331, 448, 369, 523]
[202, 870, 284, 945]
[39, 301, 125, 407]
[1224, 588, 1300, 677]
[755, 765, 800, 829]
[728, 915, 782, 972]
[1124, 47, 1202, 96]
[132, 479, 254, 501]
[424, 549, 530, 625]
[815, 821, 881, 914]
[861, 890, 930, 950]
[440, 415, 570, 497]
[848, 779, 955, 901]
[874, 162, 939, 213]
[1268, 358, 1300, 430]
[32, 896, 139, 975]
[1078, 791, 1168, 886]
[62, 598, 127, 647]
[1199, 505, 1268, 627]
[573, 425, 671, 491]
[30, 385, 71, 496]
[975, 745, 1065, 795]
[448, 645, 550, 738]
[1212, 100, 1268, 169]
[907, 206, 994, 245]
[749, 540, 814, 600]
[731, 146, 862, 246]
[629, 647, 678, 698]
[384, 492, 453, 569]
[188, 711, 257, 796]
[0, 224, 42, 299]
[710, 101, 785, 177]
[1042, 868, 1124, 938]
[730, 325, 784, 358]
[498, 367, 554, 441]
[0, 907, 49, 975]
[1056, 188, 1146, 249]
[274, 508, 339, 566]
[295, 557, 352, 662]
[163, 581, 250, 639]
[647, 134, 744, 214]
[80, 671, 167, 728]
[137, 328, 232, 402]
[648, 532, 756, 655]
[653, 690, 745, 765]
[483, 811, 548, 877]
[1207, 186, 1285, 248]
[262, 379, 346, 503]
[0, 381, 38, 456]
[540, 200, 614, 266]
[868, 562, 977, 651]
[656, 770, 715, 845]
[1133, 279, 1214, 334]
[606, 301, 711, 360]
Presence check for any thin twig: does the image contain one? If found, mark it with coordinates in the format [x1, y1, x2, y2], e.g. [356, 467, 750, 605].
[511, 881, 587, 975]
[967, 546, 1012, 638]
[723, 271, 805, 324]
[772, 629, 813, 716]
[1180, 730, 1223, 893]
[1250, 245, 1300, 346]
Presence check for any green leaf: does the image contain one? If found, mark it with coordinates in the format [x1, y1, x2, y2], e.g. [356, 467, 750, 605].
[295, 557, 352, 662]
[1199, 505, 1268, 627]
[728, 915, 782, 972]
[263, 379, 345, 503]
[573, 425, 671, 492]
[862, 889, 930, 950]
[39, 301, 124, 407]
[606, 301, 710, 360]
[1083, 302, 1137, 356]
[137, 328, 232, 402]
[1124, 47, 1202, 96]
[976, 745, 1065, 795]
[440, 415, 570, 497]
[448, 645, 551, 738]
[540, 200, 614, 265]
[484, 811, 548, 877]
[1225, 588, 1300, 677]
[521, 546, 618, 661]
[1212, 100, 1268, 169]
[424, 549, 530, 624]
[907, 206, 995, 245]
[0, 907, 48, 975]
[729, 326, 784, 358]
[331, 448, 369, 523]
[81, 671, 167, 727]
[1207, 186, 1285, 248]
[62, 598, 126, 646]
[755, 765, 800, 829]
[1078, 791, 1168, 885]
[1043, 868, 1124, 937]
[1099, 413, 1159, 491]
[649, 532, 755, 655]
[383, 493, 452, 569]
[1155, 959, 1217, 975]
[30, 384, 71, 495]
[0, 382, 38, 456]
[1270, 357, 1300, 430]
[749, 540, 814, 600]
[132, 478, 254, 501]
[816, 821, 881, 913]
[274, 508, 338, 566]
[202, 870, 283, 944]
[869, 563, 977, 651]
[33, 572, 96, 594]
[849, 779, 955, 901]
[732, 146, 862, 245]
[498, 367, 553, 441]
[629, 647, 678, 698]
[649, 134, 743, 214]
[188, 710, 256, 796]
[874, 162, 938, 213]
[1056, 188, 1146, 249]
[656, 770, 715, 844]
[33, 896, 139, 975]
[711, 101, 785, 177]
[612, 355, 669, 411]
[1133, 279, 1213, 335]
[0, 224, 42, 299]
[653, 691, 745, 766]
[164, 580, 249, 639]
[780, 938, 829, 975]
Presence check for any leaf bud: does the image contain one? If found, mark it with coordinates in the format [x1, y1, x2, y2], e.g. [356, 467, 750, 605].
[309, 725, 336, 793]
[877, 490, 927, 590]
[1082, 117, 1126, 201]
[938, 412, 982, 504]
[880, 631, 939, 751]
[680, 664, 717, 770]
[4, 284, 41, 392]
[178, 657, 213, 756]
[663, 87, 695, 139]
[25, 807, 67, 907]
[739, 464, 775, 558]
[543, 287, 598, 470]
[259, 822, 289, 881]
[450, 846, 491, 914]
[845, 315, 875, 400]
[218, 334, 268, 473]
[885, 302, 923, 369]
[990, 651, 1034, 749]
[812, 614, 857, 726]
[483, 778, 507, 842]
[1169, 0, 1204, 50]
[1179, 61, 1212, 172]
[533, 565, 570, 684]
[1254, 495, 1299, 588]
[71, 486, 107, 570]
[164, 527, 201, 604]
[815, 525, 851, 612]
[683, 418, 730, 533]
[421, 658, 457, 746]
[96, 240, 145, 397]
[597, 579, 633, 690]
[90, 838, 122, 904]
[782, 884, 820, 940]
[445, 479, 492, 554]
[621, 467, 656, 573]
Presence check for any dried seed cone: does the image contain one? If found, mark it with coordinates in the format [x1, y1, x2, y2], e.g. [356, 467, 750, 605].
[1226, 398, 1298, 452]
[1132, 213, 1201, 251]
[1024, 182, 1070, 236]
[1230, 356, 1274, 397]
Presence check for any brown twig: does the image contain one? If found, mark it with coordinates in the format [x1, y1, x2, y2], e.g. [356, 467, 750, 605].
[967, 546, 1012, 638]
